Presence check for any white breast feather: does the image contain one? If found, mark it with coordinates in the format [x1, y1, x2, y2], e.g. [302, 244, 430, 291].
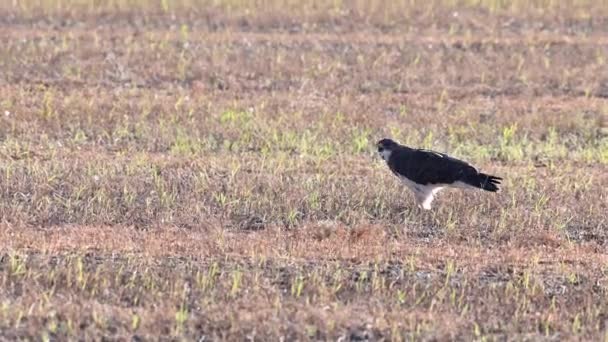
[398, 176, 445, 210]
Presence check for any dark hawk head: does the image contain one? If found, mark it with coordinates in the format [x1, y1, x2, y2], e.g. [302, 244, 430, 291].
[377, 138, 399, 161]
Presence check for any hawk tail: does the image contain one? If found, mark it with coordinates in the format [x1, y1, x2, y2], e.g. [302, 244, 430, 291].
[463, 172, 502, 192]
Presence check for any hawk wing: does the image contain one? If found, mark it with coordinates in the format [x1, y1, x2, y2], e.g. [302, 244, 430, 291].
[388, 148, 478, 185]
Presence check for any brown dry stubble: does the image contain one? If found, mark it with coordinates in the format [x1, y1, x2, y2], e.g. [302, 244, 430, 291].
[0, 1, 607, 340]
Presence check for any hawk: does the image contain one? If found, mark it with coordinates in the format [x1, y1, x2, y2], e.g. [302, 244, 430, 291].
[377, 138, 501, 210]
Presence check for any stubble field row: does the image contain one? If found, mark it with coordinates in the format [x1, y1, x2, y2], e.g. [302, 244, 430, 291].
[0, 1, 607, 340]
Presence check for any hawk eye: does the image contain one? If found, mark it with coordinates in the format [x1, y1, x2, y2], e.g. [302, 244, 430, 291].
[378, 147, 384, 152]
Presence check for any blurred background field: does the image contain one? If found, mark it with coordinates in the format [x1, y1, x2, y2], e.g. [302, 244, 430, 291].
[0, 0, 607, 340]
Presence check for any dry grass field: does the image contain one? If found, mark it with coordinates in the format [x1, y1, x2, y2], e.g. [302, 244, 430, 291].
[1, 0, 608, 340]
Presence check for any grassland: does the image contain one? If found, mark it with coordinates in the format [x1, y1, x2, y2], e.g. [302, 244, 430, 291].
[1, 0, 607, 340]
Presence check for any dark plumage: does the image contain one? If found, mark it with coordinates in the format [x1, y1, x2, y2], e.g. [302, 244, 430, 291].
[377, 138, 502, 209]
